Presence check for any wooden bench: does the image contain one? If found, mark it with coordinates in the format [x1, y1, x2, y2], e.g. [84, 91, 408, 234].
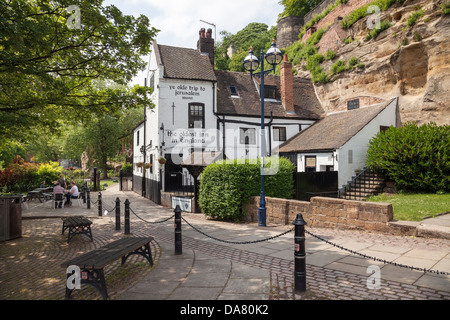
[61, 236, 154, 300]
[61, 216, 93, 243]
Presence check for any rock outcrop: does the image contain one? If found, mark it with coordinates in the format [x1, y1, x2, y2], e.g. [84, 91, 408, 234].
[295, 0, 450, 125]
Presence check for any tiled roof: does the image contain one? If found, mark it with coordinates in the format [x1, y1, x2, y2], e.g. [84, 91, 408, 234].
[215, 70, 324, 120]
[157, 44, 216, 81]
[278, 98, 398, 153]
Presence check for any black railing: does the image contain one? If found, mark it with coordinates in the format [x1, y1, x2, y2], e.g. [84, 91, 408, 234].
[338, 167, 385, 200]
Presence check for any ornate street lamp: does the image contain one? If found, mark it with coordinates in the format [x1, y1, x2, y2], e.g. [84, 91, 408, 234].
[243, 40, 282, 227]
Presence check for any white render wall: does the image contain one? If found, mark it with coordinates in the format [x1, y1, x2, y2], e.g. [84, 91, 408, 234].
[133, 122, 145, 178]
[220, 116, 315, 160]
[337, 99, 397, 187]
[296, 152, 336, 172]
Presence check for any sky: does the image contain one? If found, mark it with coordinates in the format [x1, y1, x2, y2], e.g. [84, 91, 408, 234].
[103, 0, 284, 86]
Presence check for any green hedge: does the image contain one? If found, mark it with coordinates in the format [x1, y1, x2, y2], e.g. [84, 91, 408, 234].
[198, 157, 295, 221]
[366, 122, 450, 192]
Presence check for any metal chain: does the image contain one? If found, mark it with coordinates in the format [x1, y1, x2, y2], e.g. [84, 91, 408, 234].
[90, 195, 449, 276]
[305, 228, 450, 276]
[129, 206, 175, 224]
[181, 216, 294, 244]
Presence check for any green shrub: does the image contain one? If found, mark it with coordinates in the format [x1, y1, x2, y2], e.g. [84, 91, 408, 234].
[331, 59, 350, 74]
[0, 156, 64, 193]
[341, 0, 402, 29]
[325, 49, 337, 60]
[406, 9, 425, 27]
[442, 2, 450, 15]
[198, 157, 295, 221]
[348, 57, 360, 67]
[36, 162, 63, 186]
[121, 163, 133, 174]
[365, 19, 392, 41]
[366, 122, 450, 192]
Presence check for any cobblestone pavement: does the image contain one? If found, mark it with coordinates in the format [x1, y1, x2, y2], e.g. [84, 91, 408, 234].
[1, 185, 449, 301]
[0, 217, 160, 300]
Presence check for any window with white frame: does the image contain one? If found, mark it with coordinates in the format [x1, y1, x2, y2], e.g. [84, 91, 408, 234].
[273, 126, 286, 141]
[240, 128, 256, 145]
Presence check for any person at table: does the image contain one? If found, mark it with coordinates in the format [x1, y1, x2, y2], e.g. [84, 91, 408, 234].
[65, 181, 79, 206]
[40, 181, 46, 188]
[58, 174, 67, 189]
[53, 182, 65, 209]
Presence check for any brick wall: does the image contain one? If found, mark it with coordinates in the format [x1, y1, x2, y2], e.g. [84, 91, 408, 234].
[243, 196, 393, 232]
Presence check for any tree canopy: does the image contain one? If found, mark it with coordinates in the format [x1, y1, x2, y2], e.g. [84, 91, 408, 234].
[215, 22, 277, 72]
[0, 0, 158, 145]
[278, 0, 324, 19]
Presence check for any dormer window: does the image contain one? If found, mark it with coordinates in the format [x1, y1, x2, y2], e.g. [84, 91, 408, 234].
[264, 85, 277, 99]
[229, 86, 239, 97]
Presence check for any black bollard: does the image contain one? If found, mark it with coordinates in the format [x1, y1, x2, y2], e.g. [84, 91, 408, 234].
[115, 197, 121, 230]
[124, 199, 130, 235]
[82, 184, 86, 204]
[174, 205, 182, 255]
[98, 192, 102, 217]
[86, 188, 91, 209]
[293, 213, 307, 293]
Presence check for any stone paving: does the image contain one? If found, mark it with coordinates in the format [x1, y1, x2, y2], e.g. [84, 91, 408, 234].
[1, 183, 449, 301]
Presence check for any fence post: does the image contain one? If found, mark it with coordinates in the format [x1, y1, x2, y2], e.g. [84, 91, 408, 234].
[124, 199, 130, 235]
[86, 188, 91, 209]
[115, 197, 121, 230]
[174, 205, 182, 255]
[293, 213, 307, 293]
[98, 192, 102, 217]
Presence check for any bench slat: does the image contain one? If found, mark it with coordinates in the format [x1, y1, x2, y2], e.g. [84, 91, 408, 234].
[61, 237, 154, 269]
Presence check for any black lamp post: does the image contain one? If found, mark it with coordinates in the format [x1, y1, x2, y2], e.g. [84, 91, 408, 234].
[243, 40, 282, 227]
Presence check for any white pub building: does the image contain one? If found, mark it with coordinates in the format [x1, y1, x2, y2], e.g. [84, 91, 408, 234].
[132, 28, 397, 208]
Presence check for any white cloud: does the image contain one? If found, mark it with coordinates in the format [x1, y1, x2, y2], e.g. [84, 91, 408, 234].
[106, 0, 282, 47]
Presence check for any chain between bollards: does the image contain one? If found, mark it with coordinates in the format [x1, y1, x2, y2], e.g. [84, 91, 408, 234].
[293, 213, 307, 293]
[174, 205, 182, 255]
[124, 199, 130, 234]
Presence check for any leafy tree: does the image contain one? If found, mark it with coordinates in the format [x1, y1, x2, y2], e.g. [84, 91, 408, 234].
[215, 23, 277, 72]
[0, 0, 158, 143]
[61, 81, 146, 178]
[278, 0, 324, 19]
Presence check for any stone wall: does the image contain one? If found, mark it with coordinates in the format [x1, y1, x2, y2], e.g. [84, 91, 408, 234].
[243, 196, 393, 233]
[277, 16, 304, 48]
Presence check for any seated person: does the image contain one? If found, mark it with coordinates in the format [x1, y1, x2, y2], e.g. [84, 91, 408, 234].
[53, 182, 65, 209]
[65, 182, 79, 206]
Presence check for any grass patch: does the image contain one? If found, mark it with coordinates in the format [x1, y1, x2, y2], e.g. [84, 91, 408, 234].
[367, 192, 450, 221]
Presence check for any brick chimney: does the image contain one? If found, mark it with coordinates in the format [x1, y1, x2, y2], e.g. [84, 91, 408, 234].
[197, 28, 215, 66]
[280, 54, 294, 113]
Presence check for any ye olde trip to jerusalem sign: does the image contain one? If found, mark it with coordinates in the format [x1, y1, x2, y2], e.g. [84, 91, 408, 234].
[168, 84, 206, 99]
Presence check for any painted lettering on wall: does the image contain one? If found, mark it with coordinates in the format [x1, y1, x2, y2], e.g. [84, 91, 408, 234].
[168, 84, 206, 100]
[167, 129, 210, 144]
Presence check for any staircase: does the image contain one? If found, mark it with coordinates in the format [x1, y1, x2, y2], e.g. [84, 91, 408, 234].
[338, 168, 385, 201]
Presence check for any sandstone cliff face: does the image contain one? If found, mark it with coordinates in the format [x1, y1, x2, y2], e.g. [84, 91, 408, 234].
[300, 0, 450, 125]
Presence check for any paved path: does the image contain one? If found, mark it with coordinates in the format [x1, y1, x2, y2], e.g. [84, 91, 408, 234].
[3, 183, 449, 302]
